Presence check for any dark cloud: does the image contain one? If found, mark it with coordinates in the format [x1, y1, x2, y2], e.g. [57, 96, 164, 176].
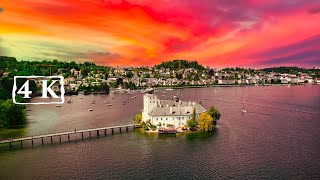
[249, 34, 320, 58]
[309, 7, 320, 14]
[261, 50, 320, 66]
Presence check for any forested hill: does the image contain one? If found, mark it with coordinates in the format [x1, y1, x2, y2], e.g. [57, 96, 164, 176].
[0, 56, 105, 78]
[261, 67, 320, 74]
[154, 60, 205, 70]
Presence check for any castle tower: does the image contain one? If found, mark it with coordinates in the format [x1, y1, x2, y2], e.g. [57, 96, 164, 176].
[142, 87, 158, 121]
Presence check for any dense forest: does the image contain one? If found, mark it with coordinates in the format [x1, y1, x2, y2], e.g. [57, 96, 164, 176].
[0, 56, 110, 78]
[154, 60, 205, 70]
[261, 67, 320, 77]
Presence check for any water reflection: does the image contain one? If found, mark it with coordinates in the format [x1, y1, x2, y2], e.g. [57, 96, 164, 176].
[185, 129, 219, 141]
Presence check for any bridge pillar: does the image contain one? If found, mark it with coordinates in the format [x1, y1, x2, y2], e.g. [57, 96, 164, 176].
[119, 127, 122, 133]
[104, 129, 107, 136]
[20, 140, 23, 148]
[9, 142, 12, 149]
[126, 127, 128, 132]
[89, 131, 91, 138]
[81, 132, 84, 140]
[111, 128, 114, 134]
[42, 138, 44, 145]
[97, 130, 99, 138]
[59, 135, 61, 143]
[50, 136, 53, 143]
[68, 134, 70, 141]
[32, 139, 34, 146]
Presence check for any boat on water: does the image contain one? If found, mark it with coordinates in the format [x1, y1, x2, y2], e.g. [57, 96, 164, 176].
[241, 107, 246, 113]
[79, 97, 83, 99]
[67, 99, 73, 104]
[56, 105, 61, 107]
[83, 91, 90, 95]
[91, 100, 96, 104]
[158, 127, 177, 134]
[88, 109, 93, 111]
[107, 103, 112, 106]
[64, 91, 79, 96]
[166, 88, 173, 91]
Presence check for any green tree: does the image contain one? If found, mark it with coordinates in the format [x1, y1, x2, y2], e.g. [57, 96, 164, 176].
[187, 108, 197, 130]
[198, 112, 214, 132]
[0, 99, 27, 128]
[207, 106, 221, 125]
[133, 113, 142, 124]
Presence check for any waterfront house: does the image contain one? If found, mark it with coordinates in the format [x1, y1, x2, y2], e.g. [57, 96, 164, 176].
[142, 88, 206, 128]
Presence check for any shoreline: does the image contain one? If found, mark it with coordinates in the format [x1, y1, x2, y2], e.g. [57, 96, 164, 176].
[60, 83, 319, 96]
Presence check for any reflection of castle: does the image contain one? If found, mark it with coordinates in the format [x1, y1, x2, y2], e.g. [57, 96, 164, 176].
[142, 88, 206, 128]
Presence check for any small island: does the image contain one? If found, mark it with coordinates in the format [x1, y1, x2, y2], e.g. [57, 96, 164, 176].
[134, 87, 220, 133]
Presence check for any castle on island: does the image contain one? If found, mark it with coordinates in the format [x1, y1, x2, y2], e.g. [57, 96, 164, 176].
[142, 88, 206, 128]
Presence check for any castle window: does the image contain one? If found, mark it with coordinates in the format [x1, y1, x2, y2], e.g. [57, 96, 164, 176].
[163, 123, 165, 126]
[161, 118, 162, 120]
[156, 118, 158, 120]
[166, 118, 168, 120]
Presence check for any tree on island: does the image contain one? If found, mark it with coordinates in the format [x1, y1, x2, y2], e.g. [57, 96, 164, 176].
[187, 108, 198, 130]
[198, 112, 214, 132]
[207, 106, 221, 125]
[133, 113, 142, 124]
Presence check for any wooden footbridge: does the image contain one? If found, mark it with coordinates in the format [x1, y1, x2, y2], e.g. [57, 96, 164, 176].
[0, 124, 138, 149]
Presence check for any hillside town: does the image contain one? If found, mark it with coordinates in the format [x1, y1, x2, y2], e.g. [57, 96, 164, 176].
[0, 57, 319, 94]
[62, 66, 320, 92]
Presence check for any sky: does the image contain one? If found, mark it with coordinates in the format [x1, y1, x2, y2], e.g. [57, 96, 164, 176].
[0, 0, 320, 68]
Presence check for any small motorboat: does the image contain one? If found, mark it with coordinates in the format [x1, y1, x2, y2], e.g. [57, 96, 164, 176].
[56, 105, 61, 107]
[241, 107, 246, 113]
[107, 103, 112, 106]
[88, 109, 93, 111]
[91, 101, 96, 104]
[79, 97, 83, 99]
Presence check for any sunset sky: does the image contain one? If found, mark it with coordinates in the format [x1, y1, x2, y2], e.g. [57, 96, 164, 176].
[0, 0, 319, 68]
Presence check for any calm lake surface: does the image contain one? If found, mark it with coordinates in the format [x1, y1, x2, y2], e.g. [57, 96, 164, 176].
[1, 86, 320, 179]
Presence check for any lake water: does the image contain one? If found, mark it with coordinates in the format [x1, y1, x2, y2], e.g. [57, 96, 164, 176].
[1, 86, 320, 179]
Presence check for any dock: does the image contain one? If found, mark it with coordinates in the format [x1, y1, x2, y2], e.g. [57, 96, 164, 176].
[0, 124, 137, 149]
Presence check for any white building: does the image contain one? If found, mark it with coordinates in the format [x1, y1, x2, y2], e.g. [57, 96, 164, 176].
[142, 88, 206, 128]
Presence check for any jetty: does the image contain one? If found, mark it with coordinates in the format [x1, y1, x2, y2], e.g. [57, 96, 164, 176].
[0, 124, 137, 149]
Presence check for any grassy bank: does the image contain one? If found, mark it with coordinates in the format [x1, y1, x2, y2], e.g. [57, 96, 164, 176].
[0, 127, 27, 140]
